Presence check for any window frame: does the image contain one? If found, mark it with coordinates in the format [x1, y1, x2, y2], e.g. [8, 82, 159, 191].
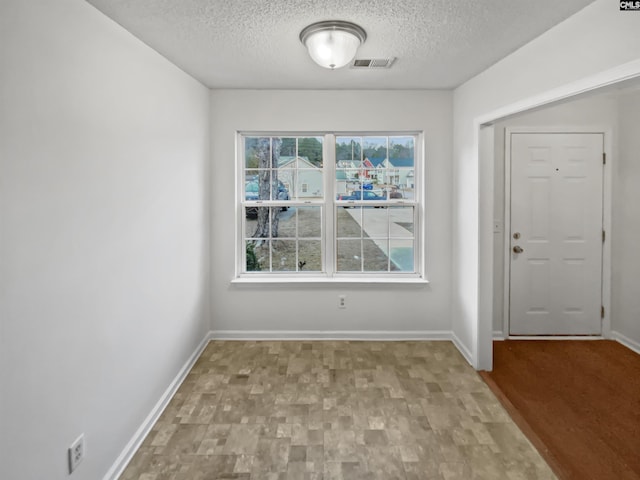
[235, 131, 427, 284]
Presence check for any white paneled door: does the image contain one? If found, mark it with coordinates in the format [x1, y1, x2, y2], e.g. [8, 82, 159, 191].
[509, 133, 604, 335]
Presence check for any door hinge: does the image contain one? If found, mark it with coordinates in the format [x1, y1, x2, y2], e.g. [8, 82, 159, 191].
[601, 305, 605, 319]
[603, 153, 606, 165]
[602, 229, 606, 243]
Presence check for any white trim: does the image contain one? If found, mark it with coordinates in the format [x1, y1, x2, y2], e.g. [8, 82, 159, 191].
[451, 332, 473, 366]
[211, 330, 452, 341]
[475, 58, 640, 371]
[324, 134, 336, 277]
[506, 335, 605, 341]
[601, 132, 613, 338]
[493, 331, 506, 341]
[231, 276, 429, 285]
[236, 131, 425, 279]
[477, 125, 496, 371]
[477, 59, 640, 128]
[103, 332, 214, 480]
[502, 128, 512, 337]
[611, 330, 640, 356]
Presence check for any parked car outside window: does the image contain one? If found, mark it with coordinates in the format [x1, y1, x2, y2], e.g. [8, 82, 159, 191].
[245, 180, 289, 217]
[337, 190, 387, 201]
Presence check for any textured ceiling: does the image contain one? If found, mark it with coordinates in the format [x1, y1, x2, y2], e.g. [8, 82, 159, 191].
[85, 0, 596, 89]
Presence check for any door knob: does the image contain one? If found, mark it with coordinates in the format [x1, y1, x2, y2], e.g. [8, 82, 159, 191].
[513, 246, 524, 254]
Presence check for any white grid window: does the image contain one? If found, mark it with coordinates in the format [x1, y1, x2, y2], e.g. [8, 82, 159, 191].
[238, 133, 423, 280]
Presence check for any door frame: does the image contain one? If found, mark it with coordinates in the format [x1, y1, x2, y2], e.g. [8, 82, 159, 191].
[503, 126, 613, 338]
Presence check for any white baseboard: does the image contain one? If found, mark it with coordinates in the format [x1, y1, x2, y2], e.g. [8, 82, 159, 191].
[211, 330, 476, 365]
[210, 330, 453, 341]
[451, 332, 473, 367]
[611, 330, 640, 355]
[103, 332, 214, 480]
[493, 330, 506, 340]
[506, 335, 605, 340]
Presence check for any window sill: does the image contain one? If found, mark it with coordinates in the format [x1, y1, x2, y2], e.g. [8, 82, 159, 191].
[231, 276, 429, 285]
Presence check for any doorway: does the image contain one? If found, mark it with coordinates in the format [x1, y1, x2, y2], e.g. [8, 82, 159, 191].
[475, 65, 640, 370]
[506, 132, 605, 336]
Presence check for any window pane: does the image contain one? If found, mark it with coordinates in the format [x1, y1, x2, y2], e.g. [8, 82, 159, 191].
[244, 170, 272, 201]
[297, 137, 324, 167]
[336, 205, 415, 273]
[246, 240, 270, 271]
[280, 137, 297, 158]
[295, 169, 323, 198]
[363, 207, 388, 239]
[359, 168, 377, 189]
[270, 171, 290, 201]
[336, 169, 349, 197]
[245, 241, 260, 271]
[389, 136, 414, 167]
[388, 184, 409, 199]
[390, 239, 414, 272]
[275, 159, 294, 199]
[277, 207, 296, 237]
[244, 207, 258, 232]
[297, 207, 321, 238]
[244, 137, 263, 169]
[386, 168, 414, 190]
[336, 136, 362, 164]
[245, 169, 259, 181]
[244, 137, 282, 169]
[397, 168, 415, 190]
[363, 137, 387, 165]
[336, 207, 362, 238]
[278, 137, 324, 200]
[339, 170, 360, 197]
[389, 207, 414, 237]
[336, 239, 362, 271]
[298, 240, 322, 272]
[248, 207, 272, 238]
[244, 170, 269, 201]
[362, 238, 389, 272]
[275, 206, 322, 239]
[272, 240, 297, 271]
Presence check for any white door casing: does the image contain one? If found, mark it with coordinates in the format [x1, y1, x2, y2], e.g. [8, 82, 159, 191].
[508, 132, 604, 335]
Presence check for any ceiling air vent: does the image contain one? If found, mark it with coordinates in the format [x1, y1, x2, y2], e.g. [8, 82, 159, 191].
[351, 57, 396, 69]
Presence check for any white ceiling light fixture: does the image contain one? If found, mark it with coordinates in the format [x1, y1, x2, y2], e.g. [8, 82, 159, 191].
[299, 20, 367, 70]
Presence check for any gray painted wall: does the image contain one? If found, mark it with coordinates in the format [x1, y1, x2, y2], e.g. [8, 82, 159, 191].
[0, 1, 211, 478]
[210, 90, 453, 336]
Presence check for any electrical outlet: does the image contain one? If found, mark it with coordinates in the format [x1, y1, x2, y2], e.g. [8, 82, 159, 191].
[68, 434, 85, 474]
[338, 294, 347, 309]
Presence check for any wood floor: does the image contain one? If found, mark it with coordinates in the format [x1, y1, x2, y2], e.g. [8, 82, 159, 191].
[120, 341, 554, 480]
[482, 340, 640, 480]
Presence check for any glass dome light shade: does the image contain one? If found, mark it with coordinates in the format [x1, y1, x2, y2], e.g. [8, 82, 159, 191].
[300, 21, 366, 70]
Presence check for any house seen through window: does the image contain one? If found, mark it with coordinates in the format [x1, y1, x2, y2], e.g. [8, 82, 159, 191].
[239, 133, 422, 279]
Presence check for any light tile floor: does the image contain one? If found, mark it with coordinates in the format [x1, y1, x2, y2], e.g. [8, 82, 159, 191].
[120, 341, 556, 480]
